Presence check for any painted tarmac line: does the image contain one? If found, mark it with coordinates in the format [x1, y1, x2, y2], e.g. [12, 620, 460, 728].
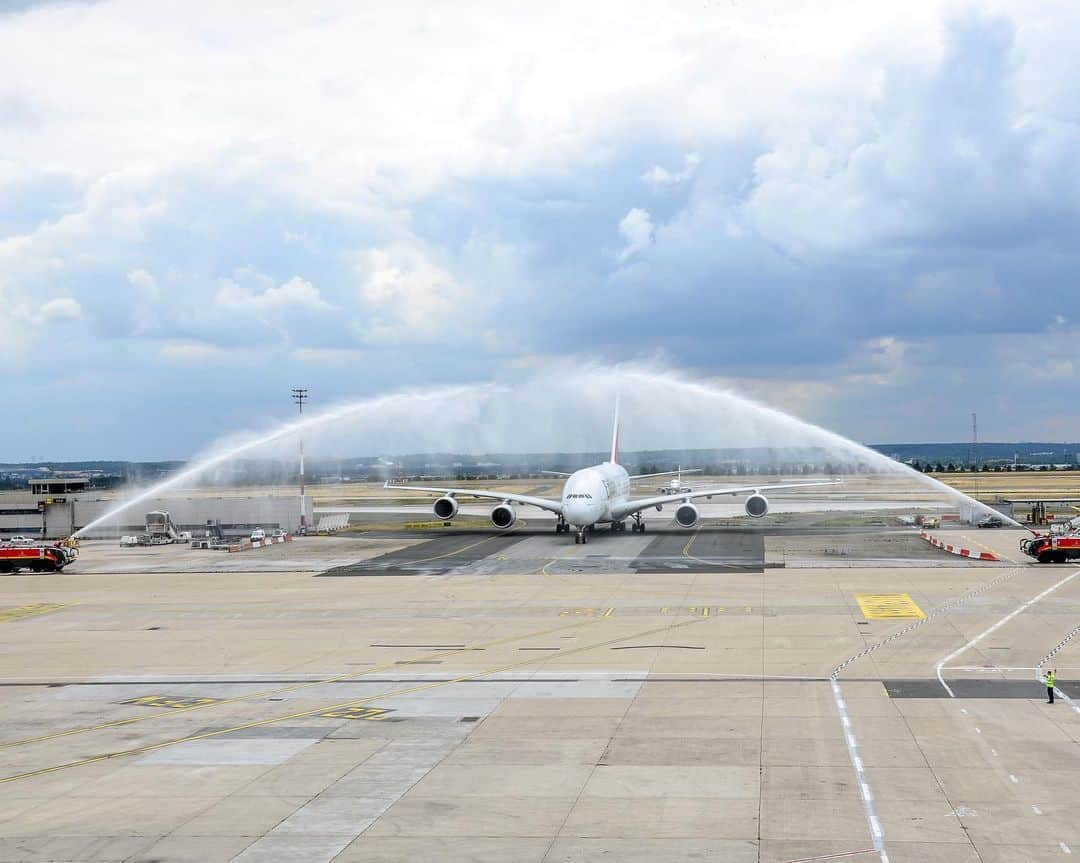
[1035, 620, 1080, 714]
[0, 616, 602, 751]
[0, 614, 708, 784]
[832, 569, 1019, 679]
[0, 603, 71, 623]
[781, 851, 878, 862]
[831, 678, 889, 863]
[936, 568, 1080, 697]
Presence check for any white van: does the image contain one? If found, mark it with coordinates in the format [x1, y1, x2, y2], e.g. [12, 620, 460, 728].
[250, 528, 266, 542]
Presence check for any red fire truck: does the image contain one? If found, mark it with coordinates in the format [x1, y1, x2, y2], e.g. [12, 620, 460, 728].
[1020, 533, 1080, 564]
[0, 542, 79, 573]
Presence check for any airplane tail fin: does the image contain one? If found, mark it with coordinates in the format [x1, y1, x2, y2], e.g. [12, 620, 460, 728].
[610, 396, 620, 464]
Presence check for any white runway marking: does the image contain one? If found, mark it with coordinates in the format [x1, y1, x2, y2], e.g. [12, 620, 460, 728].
[831, 679, 889, 863]
[936, 569, 1080, 697]
[1035, 619, 1080, 714]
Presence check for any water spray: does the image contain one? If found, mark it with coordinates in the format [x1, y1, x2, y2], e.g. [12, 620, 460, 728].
[73, 366, 1019, 537]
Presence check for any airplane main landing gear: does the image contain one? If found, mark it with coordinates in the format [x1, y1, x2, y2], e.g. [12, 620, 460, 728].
[630, 514, 646, 533]
[555, 517, 569, 534]
[611, 521, 627, 532]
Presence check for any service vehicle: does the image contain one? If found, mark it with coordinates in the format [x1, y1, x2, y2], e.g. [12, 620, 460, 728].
[1020, 533, 1080, 564]
[0, 543, 79, 573]
[3, 535, 36, 547]
[977, 515, 1004, 528]
[250, 528, 266, 542]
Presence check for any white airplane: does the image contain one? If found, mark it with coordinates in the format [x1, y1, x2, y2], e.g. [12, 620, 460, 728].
[650, 464, 700, 494]
[388, 402, 840, 544]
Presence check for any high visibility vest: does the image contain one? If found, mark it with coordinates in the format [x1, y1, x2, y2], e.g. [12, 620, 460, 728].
[1047, 672, 1055, 687]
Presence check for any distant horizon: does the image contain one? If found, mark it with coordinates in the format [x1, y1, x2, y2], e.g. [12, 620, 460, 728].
[3, 440, 1080, 470]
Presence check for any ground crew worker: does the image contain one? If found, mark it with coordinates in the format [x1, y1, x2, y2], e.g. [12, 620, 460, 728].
[1046, 668, 1056, 704]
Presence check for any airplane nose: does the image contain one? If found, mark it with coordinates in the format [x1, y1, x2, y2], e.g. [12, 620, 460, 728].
[564, 502, 592, 526]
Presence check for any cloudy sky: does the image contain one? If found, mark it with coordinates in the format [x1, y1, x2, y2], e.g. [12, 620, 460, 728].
[2, 0, 1078, 460]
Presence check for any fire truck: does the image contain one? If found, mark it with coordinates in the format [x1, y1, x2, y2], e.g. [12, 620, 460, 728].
[1020, 533, 1080, 564]
[0, 540, 79, 573]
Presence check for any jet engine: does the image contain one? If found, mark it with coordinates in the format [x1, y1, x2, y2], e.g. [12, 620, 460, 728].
[744, 493, 769, 519]
[674, 503, 700, 529]
[490, 504, 517, 529]
[433, 497, 459, 520]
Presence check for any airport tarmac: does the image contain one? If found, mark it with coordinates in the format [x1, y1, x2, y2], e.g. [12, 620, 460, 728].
[1, 516, 1078, 862]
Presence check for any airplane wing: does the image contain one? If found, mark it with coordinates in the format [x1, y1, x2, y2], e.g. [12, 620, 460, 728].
[385, 482, 564, 515]
[629, 468, 703, 480]
[611, 479, 841, 521]
[539, 470, 572, 477]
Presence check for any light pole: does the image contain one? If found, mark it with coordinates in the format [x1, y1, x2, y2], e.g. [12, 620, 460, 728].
[291, 388, 308, 534]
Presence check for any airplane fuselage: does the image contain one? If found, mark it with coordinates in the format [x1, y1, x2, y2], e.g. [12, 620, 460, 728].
[560, 461, 631, 528]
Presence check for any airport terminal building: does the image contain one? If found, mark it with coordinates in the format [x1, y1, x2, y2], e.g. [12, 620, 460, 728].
[0, 477, 312, 539]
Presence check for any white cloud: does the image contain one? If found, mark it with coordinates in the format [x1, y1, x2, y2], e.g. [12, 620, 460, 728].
[2, 1, 1080, 454]
[215, 275, 332, 313]
[358, 246, 465, 342]
[618, 208, 654, 261]
[36, 296, 82, 323]
[159, 340, 226, 363]
[642, 152, 701, 187]
[127, 268, 158, 299]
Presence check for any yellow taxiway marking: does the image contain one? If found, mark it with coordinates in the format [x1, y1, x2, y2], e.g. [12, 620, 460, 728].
[856, 593, 926, 620]
[540, 543, 581, 576]
[121, 695, 221, 709]
[962, 533, 1017, 564]
[319, 706, 391, 721]
[0, 616, 599, 751]
[681, 530, 737, 568]
[409, 533, 505, 564]
[559, 607, 615, 618]
[0, 615, 708, 784]
[0, 603, 68, 624]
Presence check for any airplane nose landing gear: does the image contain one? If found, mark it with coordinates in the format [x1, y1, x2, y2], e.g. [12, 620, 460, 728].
[575, 529, 588, 545]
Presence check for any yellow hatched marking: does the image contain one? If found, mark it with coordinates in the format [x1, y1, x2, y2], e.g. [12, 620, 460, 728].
[0, 604, 68, 623]
[122, 695, 221, 709]
[855, 593, 926, 620]
[560, 607, 608, 617]
[320, 706, 391, 721]
[0, 615, 710, 784]
[0, 617, 598, 752]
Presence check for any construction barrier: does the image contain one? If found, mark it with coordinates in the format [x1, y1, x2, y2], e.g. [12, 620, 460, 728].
[228, 535, 294, 553]
[920, 531, 998, 561]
